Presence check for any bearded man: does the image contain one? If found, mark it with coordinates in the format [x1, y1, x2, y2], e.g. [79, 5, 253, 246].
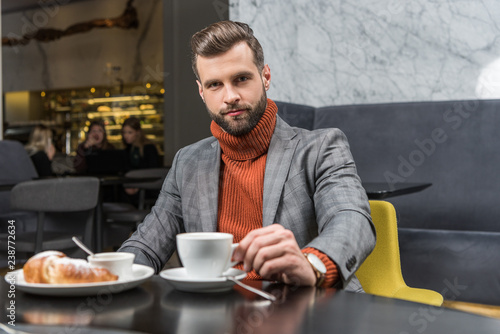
[119, 21, 375, 290]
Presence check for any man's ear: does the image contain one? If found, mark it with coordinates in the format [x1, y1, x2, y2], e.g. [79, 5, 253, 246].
[196, 80, 205, 102]
[262, 64, 271, 91]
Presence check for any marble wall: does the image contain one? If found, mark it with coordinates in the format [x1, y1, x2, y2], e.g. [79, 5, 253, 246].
[230, 0, 500, 107]
[2, 0, 163, 92]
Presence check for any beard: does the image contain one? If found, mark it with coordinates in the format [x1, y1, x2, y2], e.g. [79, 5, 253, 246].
[206, 88, 267, 136]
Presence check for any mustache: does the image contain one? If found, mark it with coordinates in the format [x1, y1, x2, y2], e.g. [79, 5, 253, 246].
[220, 104, 251, 115]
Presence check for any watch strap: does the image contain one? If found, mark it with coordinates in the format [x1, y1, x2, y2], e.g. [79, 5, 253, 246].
[304, 253, 326, 287]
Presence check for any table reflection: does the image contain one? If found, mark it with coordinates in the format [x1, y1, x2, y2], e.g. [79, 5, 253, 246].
[231, 283, 333, 334]
[162, 289, 241, 333]
[16, 286, 154, 329]
[160, 280, 326, 334]
[3, 275, 499, 334]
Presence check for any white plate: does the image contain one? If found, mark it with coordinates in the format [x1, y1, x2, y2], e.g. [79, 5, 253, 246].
[160, 268, 247, 293]
[4, 264, 154, 297]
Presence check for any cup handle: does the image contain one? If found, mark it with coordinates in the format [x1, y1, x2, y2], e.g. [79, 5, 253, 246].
[226, 243, 240, 270]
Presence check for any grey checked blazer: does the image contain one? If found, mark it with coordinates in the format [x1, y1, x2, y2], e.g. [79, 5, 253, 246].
[119, 116, 376, 291]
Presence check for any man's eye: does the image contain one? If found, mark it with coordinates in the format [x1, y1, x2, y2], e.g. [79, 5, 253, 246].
[208, 82, 220, 88]
[236, 76, 249, 83]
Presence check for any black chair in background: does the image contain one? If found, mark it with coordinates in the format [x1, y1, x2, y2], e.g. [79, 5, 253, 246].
[0, 140, 39, 267]
[102, 168, 170, 250]
[0, 139, 38, 213]
[0, 177, 100, 258]
[123, 167, 170, 210]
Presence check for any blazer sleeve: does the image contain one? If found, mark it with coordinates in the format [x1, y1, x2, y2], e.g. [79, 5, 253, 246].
[306, 129, 376, 287]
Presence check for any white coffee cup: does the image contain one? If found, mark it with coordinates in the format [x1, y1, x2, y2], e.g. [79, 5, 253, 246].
[88, 252, 135, 281]
[176, 232, 239, 279]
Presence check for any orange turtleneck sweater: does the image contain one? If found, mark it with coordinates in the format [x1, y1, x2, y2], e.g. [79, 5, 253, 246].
[211, 99, 338, 287]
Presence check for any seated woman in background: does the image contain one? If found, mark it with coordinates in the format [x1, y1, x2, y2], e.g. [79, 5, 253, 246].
[121, 117, 160, 198]
[74, 120, 115, 173]
[122, 117, 160, 170]
[25, 125, 56, 177]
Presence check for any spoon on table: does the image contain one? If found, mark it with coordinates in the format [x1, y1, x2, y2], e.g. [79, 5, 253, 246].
[226, 276, 277, 302]
[72, 236, 94, 257]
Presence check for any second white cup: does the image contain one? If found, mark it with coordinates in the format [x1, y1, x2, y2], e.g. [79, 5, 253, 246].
[176, 232, 239, 279]
[88, 252, 135, 281]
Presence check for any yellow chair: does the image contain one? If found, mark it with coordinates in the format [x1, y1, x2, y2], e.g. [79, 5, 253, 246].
[356, 200, 443, 306]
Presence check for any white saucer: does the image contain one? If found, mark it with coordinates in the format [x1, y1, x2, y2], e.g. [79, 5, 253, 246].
[5, 264, 154, 297]
[160, 268, 247, 293]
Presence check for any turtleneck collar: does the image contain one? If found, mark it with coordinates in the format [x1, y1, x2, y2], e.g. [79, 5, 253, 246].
[211, 99, 278, 161]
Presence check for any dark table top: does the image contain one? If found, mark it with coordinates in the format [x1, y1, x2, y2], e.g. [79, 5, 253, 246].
[2, 275, 499, 334]
[97, 175, 161, 186]
[0, 175, 160, 191]
[3, 179, 428, 198]
[0, 184, 16, 192]
[363, 182, 432, 199]
[0, 179, 33, 192]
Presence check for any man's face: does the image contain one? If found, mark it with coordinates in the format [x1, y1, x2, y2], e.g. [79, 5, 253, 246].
[196, 42, 271, 136]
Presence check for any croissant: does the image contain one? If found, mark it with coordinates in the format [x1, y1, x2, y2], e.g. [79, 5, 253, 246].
[23, 251, 118, 284]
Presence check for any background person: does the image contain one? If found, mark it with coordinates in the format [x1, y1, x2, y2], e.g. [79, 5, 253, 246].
[121, 117, 160, 170]
[25, 125, 56, 177]
[73, 120, 115, 173]
[121, 117, 160, 197]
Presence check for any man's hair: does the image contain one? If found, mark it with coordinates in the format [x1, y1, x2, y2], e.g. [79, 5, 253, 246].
[191, 21, 264, 80]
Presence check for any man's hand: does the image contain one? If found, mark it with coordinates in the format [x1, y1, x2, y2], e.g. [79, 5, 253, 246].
[232, 224, 317, 286]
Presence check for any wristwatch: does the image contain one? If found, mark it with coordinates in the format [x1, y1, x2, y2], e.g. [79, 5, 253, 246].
[304, 253, 327, 287]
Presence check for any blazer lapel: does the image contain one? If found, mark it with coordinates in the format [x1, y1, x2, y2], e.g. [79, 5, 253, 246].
[196, 140, 221, 232]
[263, 117, 299, 226]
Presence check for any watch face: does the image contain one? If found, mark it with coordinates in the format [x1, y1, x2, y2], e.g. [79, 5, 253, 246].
[307, 253, 327, 274]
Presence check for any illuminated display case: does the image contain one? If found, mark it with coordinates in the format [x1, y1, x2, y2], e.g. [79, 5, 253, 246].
[68, 94, 164, 154]
[3, 84, 164, 157]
